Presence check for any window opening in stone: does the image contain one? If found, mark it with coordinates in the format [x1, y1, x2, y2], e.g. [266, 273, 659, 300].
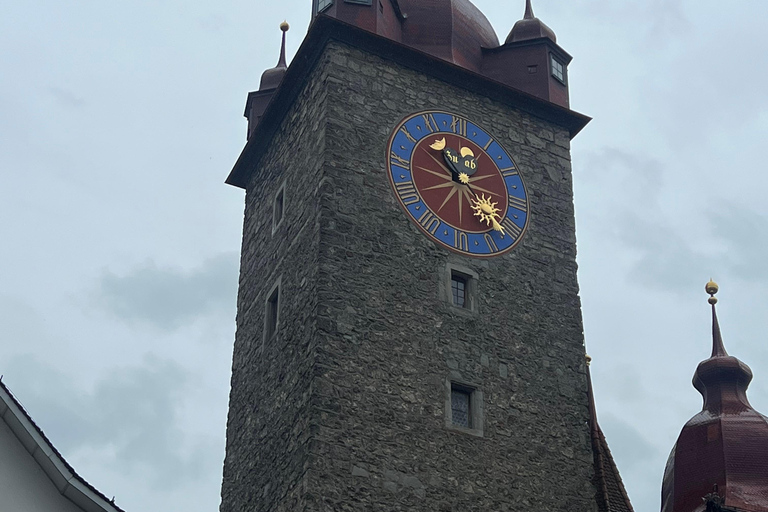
[265, 285, 279, 340]
[451, 272, 468, 308]
[273, 187, 284, 230]
[550, 55, 566, 84]
[451, 385, 472, 428]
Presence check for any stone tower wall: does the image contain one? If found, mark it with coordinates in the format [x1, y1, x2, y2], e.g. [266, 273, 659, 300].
[220, 52, 330, 512]
[309, 42, 595, 512]
[222, 39, 597, 512]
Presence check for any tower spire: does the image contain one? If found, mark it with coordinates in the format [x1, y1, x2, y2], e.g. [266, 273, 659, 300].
[524, 0, 535, 20]
[258, 22, 290, 92]
[706, 280, 728, 357]
[278, 20, 289, 68]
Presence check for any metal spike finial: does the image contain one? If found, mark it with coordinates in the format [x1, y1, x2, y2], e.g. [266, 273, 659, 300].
[706, 280, 728, 358]
[524, 0, 535, 19]
[277, 21, 289, 68]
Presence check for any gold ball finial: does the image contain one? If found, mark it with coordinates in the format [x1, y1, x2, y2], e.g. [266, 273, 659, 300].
[585, 354, 592, 366]
[280, 20, 290, 32]
[706, 279, 719, 304]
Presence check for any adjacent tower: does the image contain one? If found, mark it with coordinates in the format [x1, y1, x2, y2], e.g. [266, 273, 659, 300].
[221, 2, 632, 511]
[661, 283, 768, 512]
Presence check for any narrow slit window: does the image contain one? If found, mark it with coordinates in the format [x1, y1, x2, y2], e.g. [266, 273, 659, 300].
[265, 285, 279, 340]
[273, 187, 284, 230]
[451, 385, 472, 428]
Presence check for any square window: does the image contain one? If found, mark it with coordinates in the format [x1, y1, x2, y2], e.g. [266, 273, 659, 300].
[445, 379, 483, 436]
[445, 265, 477, 314]
[265, 283, 280, 341]
[451, 385, 472, 428]
[550, 55, 566, 84]
[451, 274, 467, 308]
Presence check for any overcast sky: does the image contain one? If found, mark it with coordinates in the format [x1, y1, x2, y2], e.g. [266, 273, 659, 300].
[2, 1, 768, 511]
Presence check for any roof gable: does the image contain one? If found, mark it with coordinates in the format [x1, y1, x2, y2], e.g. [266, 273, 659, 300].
[0, 379, 126, 512]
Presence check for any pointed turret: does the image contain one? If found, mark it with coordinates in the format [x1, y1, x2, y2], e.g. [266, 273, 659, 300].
[506, 0, 557, 43]
[245, 22, 290, 140]
[661, 282, 768, 512]
[481, 0, 572, 108]
[259, 21, 290, 91]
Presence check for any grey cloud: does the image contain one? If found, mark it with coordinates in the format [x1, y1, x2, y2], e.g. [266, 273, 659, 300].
[601, 413, 664, 512]
[4, 353, 219, 490]
[96, 252, 238, 331]
[48, 87, 86, 109]
[612, 203, 768, 294]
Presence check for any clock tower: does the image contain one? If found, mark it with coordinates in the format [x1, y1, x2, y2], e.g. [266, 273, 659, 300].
[220, 2, 633, 512]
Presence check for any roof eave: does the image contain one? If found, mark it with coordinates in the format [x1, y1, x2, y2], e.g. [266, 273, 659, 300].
[0, 379, 126, 512]
[226, 15, 591, 189]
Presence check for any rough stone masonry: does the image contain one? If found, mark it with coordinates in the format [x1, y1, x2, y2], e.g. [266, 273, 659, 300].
[220, 40, 597, 512]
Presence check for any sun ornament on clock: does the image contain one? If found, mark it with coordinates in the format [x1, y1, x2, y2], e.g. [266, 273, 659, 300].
[386, 111, 530, 257]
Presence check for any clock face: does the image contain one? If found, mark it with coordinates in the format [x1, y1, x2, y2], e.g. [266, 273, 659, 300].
[386, 111, 530, 257]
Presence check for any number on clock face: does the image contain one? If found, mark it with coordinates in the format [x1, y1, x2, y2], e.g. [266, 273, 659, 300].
[386, 111, 530, 257]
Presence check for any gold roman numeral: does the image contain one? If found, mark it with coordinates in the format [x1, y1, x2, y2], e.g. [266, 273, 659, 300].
[501, 217, 523, 239]
[500, 167, 518, 177]
[508, 195, 528, 212]
[418, 210, 440, 235]
[450, 116, 467, 137]
[390, 151, 410, 169]
[484, 233, 499, 252]
[400, 126, 417, 144]
[453, 230, 469, 251]
[395, 181, 420, 205]
[421, 114, 439, 133]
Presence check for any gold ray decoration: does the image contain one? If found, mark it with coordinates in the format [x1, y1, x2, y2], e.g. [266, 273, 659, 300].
[422, 182, 457, 192]
[423, 148, 452, 176]
[415, 166, 453, 181]
[437, 186, 458, 212]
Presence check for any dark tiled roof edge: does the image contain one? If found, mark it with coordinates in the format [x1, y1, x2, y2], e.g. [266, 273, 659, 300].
[0, 378, 126, 512]
[586, 364, 635, 512]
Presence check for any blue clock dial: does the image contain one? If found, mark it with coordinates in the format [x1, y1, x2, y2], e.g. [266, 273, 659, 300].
[387, 111, 530, 257]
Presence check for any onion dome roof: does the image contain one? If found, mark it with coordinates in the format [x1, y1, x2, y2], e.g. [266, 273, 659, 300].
[661, 283, 768, 512]
[506, 0, 557, 44]
[259, 21, 290, 91]
[399, 0, 499, 71]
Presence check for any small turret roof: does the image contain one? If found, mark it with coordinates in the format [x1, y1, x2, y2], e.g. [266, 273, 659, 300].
[506, 0, 557, 44]
[259, 22, 290, 91]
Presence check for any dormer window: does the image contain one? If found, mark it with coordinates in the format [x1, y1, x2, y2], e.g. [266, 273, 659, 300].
[316, 0, 333, 13]
[550, 54, 566, 84]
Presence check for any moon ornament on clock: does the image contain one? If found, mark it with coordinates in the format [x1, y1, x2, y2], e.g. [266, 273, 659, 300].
[387, 111, 530, 257]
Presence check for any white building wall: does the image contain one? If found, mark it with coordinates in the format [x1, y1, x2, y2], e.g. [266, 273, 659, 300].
[0, 417, 85, 512]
